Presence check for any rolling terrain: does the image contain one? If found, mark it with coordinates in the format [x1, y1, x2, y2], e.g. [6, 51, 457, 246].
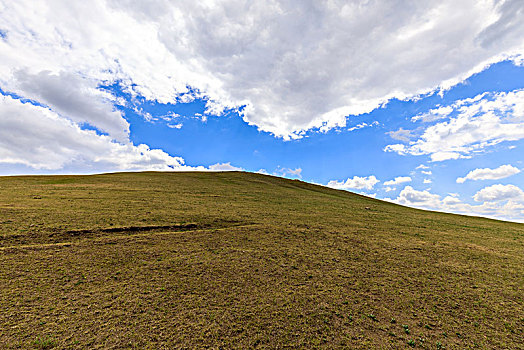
[0, 171, 522, 349]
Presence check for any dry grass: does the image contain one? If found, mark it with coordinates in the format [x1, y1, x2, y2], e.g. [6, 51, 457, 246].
[0, 171, 522, 349]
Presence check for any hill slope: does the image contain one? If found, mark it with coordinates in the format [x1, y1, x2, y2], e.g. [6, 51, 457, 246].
[0, 171, 522, 349]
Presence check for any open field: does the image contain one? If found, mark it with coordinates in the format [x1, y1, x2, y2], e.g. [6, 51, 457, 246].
[0, 171, 523, 349]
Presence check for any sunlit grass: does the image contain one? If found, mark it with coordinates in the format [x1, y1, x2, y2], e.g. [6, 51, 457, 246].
[0, 171, 522, 348]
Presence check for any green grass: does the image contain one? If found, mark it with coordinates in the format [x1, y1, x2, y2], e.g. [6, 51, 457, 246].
[0, 171, 523, 348]
[32, 336, 56, 349]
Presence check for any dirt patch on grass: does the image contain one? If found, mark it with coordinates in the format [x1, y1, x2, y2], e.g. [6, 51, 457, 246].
[65, 222, 201, 236]
[0, 219, 249, 249]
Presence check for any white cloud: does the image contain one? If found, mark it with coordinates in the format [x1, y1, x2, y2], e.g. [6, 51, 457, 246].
[1, 1, 523, 140]
[273, 167, 302, 179]
[327, 175, 379, 191]
[385, 89, 524, 161]
[0, 95, 192, 172]
[12, 70, 130, 142]
[473, 184, 524, 202]
[423, 178, 432, 184]
[255, 166, 302, 179]
[256, 169, 270, 175]
[383, 176, 412, 186]
[390, 184, 524, 222]
[442, 195, 462, 205]
[421, 170, 432, 175]
[456, 164, 520, 183]
[207, 162, 244, 172]
[0, 94, 254, 174]
[395, 186, 441, 207]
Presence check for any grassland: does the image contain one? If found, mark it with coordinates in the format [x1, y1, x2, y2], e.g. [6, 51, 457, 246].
[0, 171, 522, 349]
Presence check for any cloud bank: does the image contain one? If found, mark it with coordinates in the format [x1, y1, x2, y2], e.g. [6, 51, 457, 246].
[1, 0, 523, 140]
[0, 94, 245, 173]
[389, 184, 524, 222]
[0, 95, 188, 172]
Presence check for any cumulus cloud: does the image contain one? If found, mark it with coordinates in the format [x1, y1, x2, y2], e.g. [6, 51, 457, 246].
[473, 184, 524, 202]
[442, 194, 462, 206]
[383, 176, 412, 186]
[12, 70, 130, 142]
[0, 94, 192, 172]
[385, 89, 524, 161]
[389, 184, 524, 222]
[456, 164, 520, 183]
[395, 186, 441, 207]
[1, 1, 523, 140]
[327, 176, 379, 191]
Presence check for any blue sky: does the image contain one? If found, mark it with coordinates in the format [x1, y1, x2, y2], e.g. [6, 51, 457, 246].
[0, 1, 523, 221]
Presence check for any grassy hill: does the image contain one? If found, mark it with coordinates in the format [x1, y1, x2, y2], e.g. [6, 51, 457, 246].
[0, 171, 522, 349]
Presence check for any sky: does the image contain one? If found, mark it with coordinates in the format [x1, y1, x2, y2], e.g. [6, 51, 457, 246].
[0, 0, 523, 222]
